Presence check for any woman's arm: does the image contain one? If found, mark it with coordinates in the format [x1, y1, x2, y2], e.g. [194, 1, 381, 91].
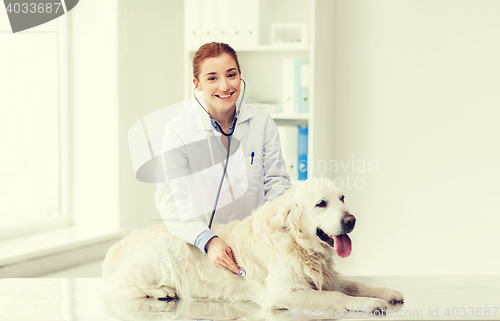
[155, 124, 212, 248]
[205, 236, 239, 273]
[155, 180, 212, 249]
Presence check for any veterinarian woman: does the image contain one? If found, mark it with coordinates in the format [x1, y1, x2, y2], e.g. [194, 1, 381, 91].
[155, 42, 292, 275]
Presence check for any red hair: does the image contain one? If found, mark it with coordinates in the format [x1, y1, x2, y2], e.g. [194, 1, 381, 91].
[192, 42, 241, 81]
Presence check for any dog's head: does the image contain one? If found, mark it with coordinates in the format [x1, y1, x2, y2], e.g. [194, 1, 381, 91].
[271, 178, 355, 258]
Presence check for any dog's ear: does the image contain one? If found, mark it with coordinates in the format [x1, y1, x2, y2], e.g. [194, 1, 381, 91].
[270, 188, 302, 231]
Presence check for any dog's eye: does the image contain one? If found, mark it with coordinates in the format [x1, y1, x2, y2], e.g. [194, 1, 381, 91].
[340, 195, 345, 203]
[316, 200, 327, 208]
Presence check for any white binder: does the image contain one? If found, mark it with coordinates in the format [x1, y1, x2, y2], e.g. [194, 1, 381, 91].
[282, 58, 296, 114]
[216, 0, 236, 44]
[300, 61, 310, 113]
[277, 125, 298, 182]
[185, 0, 260, 49]
[201, 0, 217, 44]
[240, 0, 259, 47]
[184, 0, 202, 50]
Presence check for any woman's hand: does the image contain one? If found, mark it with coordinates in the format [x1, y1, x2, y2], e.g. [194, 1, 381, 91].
[205, 237, 239, 274]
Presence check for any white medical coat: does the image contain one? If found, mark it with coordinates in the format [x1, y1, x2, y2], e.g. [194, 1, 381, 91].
[155, 99, 292, 245]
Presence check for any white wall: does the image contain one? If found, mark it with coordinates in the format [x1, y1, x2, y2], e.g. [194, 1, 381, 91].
[118, 0, 184, 230]
[67, 0, 120, 232]
[64, 0, 500, 276]
[65, 0, 183, 232]
[0, 19, 60, 228]
[329, 0, 500, 276]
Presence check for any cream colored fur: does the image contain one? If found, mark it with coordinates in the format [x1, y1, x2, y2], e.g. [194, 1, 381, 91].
[102, 178, 404, 312]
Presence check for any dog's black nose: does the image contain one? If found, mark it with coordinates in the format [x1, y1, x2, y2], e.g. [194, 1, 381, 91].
[342, 215, 356, 233]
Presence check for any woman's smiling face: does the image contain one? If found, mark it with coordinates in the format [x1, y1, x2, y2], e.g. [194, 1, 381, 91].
[194, 53, 241, 117]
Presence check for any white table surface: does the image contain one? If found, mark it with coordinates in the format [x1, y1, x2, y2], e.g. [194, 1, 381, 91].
[0, 276, 499, 320]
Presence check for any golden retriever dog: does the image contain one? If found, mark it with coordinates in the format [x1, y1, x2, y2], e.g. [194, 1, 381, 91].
[102, 178, 404, 313]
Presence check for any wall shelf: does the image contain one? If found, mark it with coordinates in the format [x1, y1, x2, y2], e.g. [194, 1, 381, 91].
[269, 113, 310, 121]
[184, 0, 335, 179]
[188, 45, 311, 53]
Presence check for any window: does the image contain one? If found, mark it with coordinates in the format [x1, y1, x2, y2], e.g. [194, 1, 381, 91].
[0, 17, 69, 240]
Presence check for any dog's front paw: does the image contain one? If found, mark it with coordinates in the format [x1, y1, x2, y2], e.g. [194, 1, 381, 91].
[346, 297, 389, 313]
[377, 287, 404, 304]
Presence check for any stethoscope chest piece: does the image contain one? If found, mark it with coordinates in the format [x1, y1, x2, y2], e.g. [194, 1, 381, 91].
[238, 269, 246, 279]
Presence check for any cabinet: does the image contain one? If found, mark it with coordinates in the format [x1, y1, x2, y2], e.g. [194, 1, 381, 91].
[183, 0, 335, 180]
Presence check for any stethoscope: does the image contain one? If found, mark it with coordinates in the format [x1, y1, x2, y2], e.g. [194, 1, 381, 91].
[193, 78, 246, 137]
[193, 78, 247, 279]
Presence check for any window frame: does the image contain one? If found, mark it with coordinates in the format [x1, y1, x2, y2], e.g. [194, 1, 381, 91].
[0, 18, 72, 241]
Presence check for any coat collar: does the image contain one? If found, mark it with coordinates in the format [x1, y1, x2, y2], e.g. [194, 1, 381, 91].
[194, 97, 253, 133]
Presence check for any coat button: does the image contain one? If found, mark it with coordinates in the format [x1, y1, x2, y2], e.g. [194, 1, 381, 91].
[229, 213, 236, 220]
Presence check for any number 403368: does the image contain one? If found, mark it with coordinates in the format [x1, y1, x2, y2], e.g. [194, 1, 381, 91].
[443, 307, 499, 318]
[6, 2, 62, 14]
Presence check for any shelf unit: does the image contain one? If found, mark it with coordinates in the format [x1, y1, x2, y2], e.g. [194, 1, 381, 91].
[183, 0, 335, 179]
[214, 45, 312, 52]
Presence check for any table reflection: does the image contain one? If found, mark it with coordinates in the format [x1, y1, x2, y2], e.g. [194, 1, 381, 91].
[103, 295, 404, 321]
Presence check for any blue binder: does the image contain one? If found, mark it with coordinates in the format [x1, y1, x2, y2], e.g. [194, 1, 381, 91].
[298, 126, 308, 180]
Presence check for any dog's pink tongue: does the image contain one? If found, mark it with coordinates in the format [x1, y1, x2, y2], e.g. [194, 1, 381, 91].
[333, 234, 352, 258]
